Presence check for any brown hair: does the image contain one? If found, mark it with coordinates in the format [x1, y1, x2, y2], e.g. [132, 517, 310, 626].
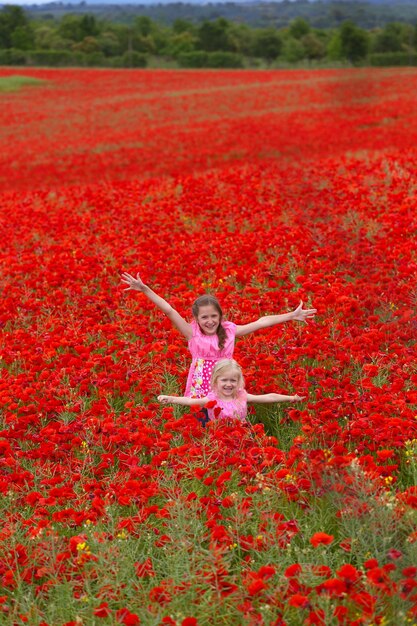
[211, 359, 245, 396]
[192, 294, 227, 350]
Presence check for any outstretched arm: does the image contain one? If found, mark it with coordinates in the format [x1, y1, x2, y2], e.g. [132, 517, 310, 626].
[235, 300, 316, 337]
[246, 393, 305, 404]
[121, 272, 192, 339]
[158, 395, 209, 407]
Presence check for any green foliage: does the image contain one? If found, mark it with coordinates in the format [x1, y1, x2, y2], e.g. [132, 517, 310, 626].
[373, 22, 403, 53]
[163, 31, 197, 58]
[58, 13, 99, 43]
[27, 49, 75, 66]
[339, 20, 370, 64]
[96, 28, 125, 57]
[206, 50, 244, 68]
[197, 18, 236, 53]
[10, 24, 35, 50]
[369, 51, 417, 66]
[32, 23, 70, 52]
[0, 5, 32, 49]
[252, 28, 283, 63]
[289, 17, 311, 40]
[72, 36, 101, 54]
[1, 4, 417, 69]
[24, 0, 417, 30]
[282, 37, 306, 64]
[177, 50, 209, 68]
[134, 15, 154, 37]
[326, 31, 344, 61]
[0, 47, 25, 65]
[120, 50, 148, 68]
[172, 18, 195, 35]
[301, 32, 327, 60]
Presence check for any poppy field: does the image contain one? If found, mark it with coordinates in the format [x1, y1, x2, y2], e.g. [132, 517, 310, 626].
[1, 66, 417, 625]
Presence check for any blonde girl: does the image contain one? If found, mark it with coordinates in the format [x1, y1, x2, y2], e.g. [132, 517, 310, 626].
[158, 359, 304, 423]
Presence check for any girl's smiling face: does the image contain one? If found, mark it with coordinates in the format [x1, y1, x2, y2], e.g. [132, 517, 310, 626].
[214, 369, 239, 399]
[196, 304, 220, 335]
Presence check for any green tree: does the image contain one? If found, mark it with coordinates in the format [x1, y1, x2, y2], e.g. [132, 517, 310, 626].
[10, 24, 35, 50]
[97, 28, 125, 57]
[252, 28, 282, 64]
[177, 50, 208, 68]
[120, 50, 147, 68]
[172, 19, 195, 36]
[80, 15, 99, 38]
[132, 17, 166, 54]
[33, 24, 69, 51]
[164, 31, 197, 58]
[206, 50, 243, 68]
[101, 24, 136, 58]
[282, 36, 305, 63]
[72, 36, 100, 54]
[57, 14, 100, 45]
[227, 22, 254, 56]
[289, 17, 310, 40]
[301, 32, 326, 61]
[134, 16, 154, 37]
[326, 31, 343, 60]
[58, 15, 88, 43]
[0, 5, 32, 49]
[197, 19, 235, 52]
[373, 22, 407, 53]
[339, 21, 369, 63]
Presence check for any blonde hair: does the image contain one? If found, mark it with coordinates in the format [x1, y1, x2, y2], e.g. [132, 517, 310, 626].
[210, 359, 244, 396]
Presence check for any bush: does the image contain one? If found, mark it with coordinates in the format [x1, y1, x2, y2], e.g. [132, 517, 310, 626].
[73, 51, 107, 67]
[120, 51, 147, 68]
[177, 50, 208, 68]
[26, 50, 74, 66]
[368, 51, 417, 66]
[0, 48, 27, 65]
[206, 51, 244, 68]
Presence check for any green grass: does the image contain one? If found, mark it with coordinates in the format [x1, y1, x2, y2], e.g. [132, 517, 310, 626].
[0, 75, 46, 92]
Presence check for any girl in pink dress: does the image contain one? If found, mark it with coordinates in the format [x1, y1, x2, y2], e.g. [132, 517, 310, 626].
[121, 272, 316, 398]
[158, 359, 304, 423]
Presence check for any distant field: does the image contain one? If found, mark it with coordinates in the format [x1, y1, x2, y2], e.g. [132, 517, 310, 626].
[1, 66, 417, 192]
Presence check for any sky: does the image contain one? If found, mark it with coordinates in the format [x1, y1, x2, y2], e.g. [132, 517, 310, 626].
[1, 0, 231, 4]
[1, 0, 276, 4]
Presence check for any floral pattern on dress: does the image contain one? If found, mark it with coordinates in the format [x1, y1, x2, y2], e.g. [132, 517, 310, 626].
[185, 320, 237, 398]
[189, 358, 205, 397]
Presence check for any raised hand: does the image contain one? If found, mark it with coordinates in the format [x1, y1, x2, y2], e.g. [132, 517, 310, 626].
[157, 395, 170, 403]
[292, 300, 317, 322]
[121, 272, 147, 292]
[292, 394, 305, 402]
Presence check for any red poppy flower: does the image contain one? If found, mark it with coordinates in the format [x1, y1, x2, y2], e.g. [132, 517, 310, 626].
[310, 532, 334, 547]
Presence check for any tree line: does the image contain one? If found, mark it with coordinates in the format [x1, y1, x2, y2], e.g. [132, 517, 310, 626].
[25, 1, 417, 31]
[1, 5, 417, 68]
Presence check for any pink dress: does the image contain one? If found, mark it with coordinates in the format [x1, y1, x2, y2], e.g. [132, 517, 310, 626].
[185, 320, 237, 398]
[206, 390, 248, 422]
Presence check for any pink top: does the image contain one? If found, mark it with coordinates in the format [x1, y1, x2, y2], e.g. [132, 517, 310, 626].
[185, 320, 237, 397]
[206, 390, 248, 422]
